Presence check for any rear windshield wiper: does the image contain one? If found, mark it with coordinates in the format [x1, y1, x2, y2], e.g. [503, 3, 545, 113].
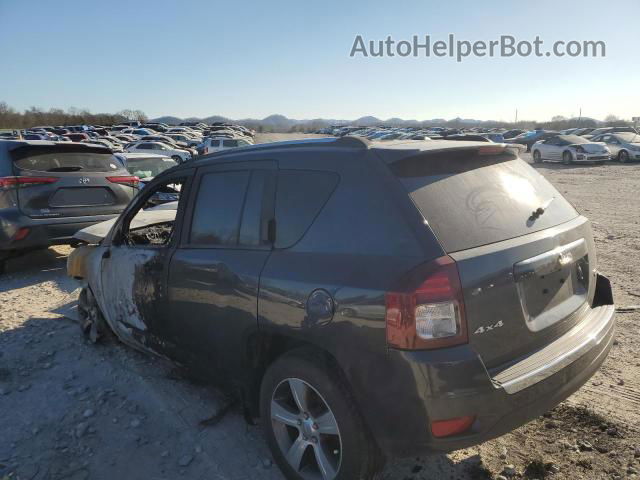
[47, 166, 85, 172]
[529, 197, 555, 221]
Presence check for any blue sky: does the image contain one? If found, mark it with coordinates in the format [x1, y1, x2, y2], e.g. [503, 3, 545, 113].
[0, 0, 638, 122]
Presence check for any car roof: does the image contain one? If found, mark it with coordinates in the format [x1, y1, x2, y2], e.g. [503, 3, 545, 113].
[187, 136, 514, 168]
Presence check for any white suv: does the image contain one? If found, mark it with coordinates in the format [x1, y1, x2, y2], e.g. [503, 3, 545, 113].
[201, 136, 253, 154]
[126, 141, 191, 163]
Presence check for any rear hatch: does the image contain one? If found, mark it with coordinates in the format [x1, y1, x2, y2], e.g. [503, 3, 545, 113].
[11, 144, 137, 219]
[388, 145, 596, 368]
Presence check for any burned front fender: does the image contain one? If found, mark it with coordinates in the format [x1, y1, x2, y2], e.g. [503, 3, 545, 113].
[67, 245, 99, 281]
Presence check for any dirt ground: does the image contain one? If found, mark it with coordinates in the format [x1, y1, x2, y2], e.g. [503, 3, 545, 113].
[1, 134, 639, 480]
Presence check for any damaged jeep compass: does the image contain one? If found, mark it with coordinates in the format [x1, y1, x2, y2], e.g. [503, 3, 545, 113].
[67, 137, 615, 480]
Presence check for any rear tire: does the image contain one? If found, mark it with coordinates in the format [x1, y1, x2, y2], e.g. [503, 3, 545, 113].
[78, 287, 113, 343]
[260, 349, 382, 480]
[563, 151, 573, 165]
[532, 150, 542, 163]
[618, 150, 629, 163]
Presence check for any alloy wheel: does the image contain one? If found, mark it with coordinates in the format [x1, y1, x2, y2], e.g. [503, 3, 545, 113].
[619, 151, 629, 163]
[271, 378, 342, 480]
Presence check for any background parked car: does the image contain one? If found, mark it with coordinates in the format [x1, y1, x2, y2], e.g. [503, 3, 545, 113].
[125, 141, 191, 163]
[200, 136, 253, 154]
[582, 126, 638, 139]
[64, 133, 90, 142]
[504, 130, 559, 151]
[531, 135, 610, 165]
[591, 132, 640, 162]
[0, 141, 138, 272]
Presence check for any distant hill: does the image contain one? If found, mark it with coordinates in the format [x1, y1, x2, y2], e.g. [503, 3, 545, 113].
[151, 116, 183, 125]
[148, 113, 609, 132]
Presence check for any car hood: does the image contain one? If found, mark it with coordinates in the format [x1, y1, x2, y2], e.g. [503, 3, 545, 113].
[73, 202, 178, 244]
[570, 142, 609, 153]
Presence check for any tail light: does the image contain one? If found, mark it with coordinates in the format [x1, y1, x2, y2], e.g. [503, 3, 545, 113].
[385, 256, 468, 350]
[12, 227, 30, 242]
[106, 175, 139, 187]
[0, 176, 59, 189]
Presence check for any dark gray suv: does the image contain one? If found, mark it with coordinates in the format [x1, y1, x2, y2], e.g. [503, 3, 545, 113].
[0, 140, 138, 272]
[68, 137, 615, 480]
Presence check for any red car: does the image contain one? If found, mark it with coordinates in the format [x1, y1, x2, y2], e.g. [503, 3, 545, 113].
[64, 133, 90, 142]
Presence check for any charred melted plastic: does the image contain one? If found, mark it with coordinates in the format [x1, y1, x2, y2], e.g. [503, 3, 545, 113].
[128, 222, 174, 246]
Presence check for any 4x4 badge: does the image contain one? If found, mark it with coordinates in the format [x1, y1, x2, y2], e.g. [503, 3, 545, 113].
[474, 320, 504, 335]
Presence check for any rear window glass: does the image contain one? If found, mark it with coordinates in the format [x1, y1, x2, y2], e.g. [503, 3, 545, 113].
[391, 151, 578, 252]
[275, 170, 339, 248]
[12, 146, 122, 173]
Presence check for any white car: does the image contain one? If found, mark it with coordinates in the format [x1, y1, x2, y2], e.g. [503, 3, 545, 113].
[590, 132, 640, 163]
[201, 136, 253, 154]
[531, 135, 610, 165]
[166, 127, 202, 137]
[125, 141, 191, 163]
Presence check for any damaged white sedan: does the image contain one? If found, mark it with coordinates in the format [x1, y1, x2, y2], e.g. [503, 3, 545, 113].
[531, 134, 611, 165]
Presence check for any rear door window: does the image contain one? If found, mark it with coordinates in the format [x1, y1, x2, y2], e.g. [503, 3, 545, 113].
[239, 170, 275, 247]
[275, 170, 339, 248]
[390, 150, 578, 252]
[189, 171, 250, 246]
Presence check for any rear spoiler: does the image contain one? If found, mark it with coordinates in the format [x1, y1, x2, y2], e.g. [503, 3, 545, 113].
[10, 143, 112, 161]
[378, 142, 526, 166]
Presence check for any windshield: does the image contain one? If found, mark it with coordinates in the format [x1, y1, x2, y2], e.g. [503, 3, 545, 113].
[126, 157, 177, 179]
[616, 132, 640, 143]
[560, 135, 589, 144]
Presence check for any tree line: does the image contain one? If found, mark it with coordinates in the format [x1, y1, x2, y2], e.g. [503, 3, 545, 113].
[0, 102, 147, 129]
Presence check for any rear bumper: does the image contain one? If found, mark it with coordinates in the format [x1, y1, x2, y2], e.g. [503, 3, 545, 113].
[354, 275, 615, 457]
[0, 210, 119, 252]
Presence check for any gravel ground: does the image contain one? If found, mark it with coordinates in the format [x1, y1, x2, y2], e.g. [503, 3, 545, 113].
[0, 136, 639, 480]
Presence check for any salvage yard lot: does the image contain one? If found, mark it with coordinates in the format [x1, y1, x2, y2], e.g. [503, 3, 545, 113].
[0, 134, 639, 480]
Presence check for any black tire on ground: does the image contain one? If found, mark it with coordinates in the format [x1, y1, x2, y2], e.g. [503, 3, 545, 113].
[78, 287, 113, 343]
[260, 348, 382, 480]
[533, 150, 542, 163]
[618, 150, 629, 163]
[563, 151, 573, 165]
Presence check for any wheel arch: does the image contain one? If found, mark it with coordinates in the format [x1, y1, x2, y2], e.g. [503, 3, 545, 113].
[243, 332, 350, 419]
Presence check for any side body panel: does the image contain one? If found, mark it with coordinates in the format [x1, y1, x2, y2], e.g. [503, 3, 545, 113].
[257, 149, 444, 447]
[160, 160, 277, 382]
